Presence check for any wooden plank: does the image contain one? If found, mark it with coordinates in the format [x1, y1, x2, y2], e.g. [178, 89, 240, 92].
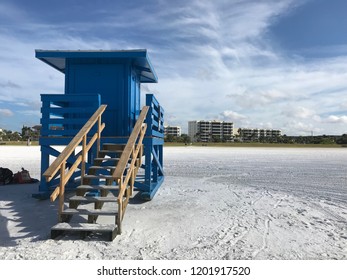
[69, 196, 118, 203]
[99, 149, 124, 153]
[85, 131, 99, 152]
[152, 147, 164, 176]
[62, 155, 83, 186]
[58, 162, 65, 219]
[83, 174, 114, 179]
[51, 223, 118, 241]
[41, 94, 100, 102]
[41, 118, 90, 125]
[61, 208, 118, 216]
[40, 128, 81, 136]
[41, 107, 93, 114]
[152, 130, 164, 138]
[97, 115, 101, 155]
[113, 106, 149, 179]
[77, 184, 119, 191]
[102, 144, 126, 151]
[50, 186, 60, 202]
[94, 157, 120, 161]
[81, 135, 86, 182]
[88, 166, 116, 170]
[51, 222, 117, 232]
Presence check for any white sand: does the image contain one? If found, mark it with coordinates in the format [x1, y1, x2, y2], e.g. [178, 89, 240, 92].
[0, 146, 346, 260]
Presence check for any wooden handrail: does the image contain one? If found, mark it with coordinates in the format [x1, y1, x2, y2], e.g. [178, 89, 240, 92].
[46, 105, 106, 209]
[46, 104, 147, 229]
[43, 105, 107, 182]
[113, 106, 149, 233]
[113, 106, 149, 179]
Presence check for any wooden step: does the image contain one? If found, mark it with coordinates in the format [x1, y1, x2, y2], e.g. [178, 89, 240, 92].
[83, 174, 114, 180]
[69, 195, 118, 203]
[89, 166, 116, 170]
[77, 185, 119, 191]
[61, 208, 118, 216]
[99, 149, 123, 154]
[51, 222, 117, 240]
[94, 157, 120, 162]
[102, 143, 126, 150]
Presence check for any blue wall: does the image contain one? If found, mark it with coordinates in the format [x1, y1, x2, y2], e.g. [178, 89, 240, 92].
[64, 59, 140, 136]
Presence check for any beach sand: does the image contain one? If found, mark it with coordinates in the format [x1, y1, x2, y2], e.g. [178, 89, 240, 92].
[0, 146, 346, 260]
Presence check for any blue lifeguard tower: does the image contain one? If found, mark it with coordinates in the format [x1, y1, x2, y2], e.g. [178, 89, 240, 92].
[34, 49, 164, 239]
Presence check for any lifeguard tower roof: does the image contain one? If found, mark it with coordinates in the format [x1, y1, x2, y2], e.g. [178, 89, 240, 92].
[35, 49, 158, 83]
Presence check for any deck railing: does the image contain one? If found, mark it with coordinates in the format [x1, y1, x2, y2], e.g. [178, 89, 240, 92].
[145, 94, 164, 138]
[113, 106, 149, 233]
[40, 94, 101, 137]
[135, 94, 164, 200]
[43, 105, 107, 219]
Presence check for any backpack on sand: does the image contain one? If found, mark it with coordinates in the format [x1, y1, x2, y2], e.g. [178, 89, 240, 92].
[13, 168, 33, 184]
[0, 167, 13, 185]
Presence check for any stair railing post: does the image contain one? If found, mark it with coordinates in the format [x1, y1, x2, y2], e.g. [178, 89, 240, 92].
[130, 145, 136, 195]
[81, 135, 87, 184]
[58, 161, 66, 222]
[97, 115, 102, 155]
[117, 178, 123, 234]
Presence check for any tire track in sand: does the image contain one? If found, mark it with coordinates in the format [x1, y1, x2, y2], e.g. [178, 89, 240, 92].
[252, 214, 272, 259]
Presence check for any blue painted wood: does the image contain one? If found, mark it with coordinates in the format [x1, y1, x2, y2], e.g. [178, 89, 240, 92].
[41, 119, 90, 125]
[135, 94, 165, 200]
[152, 147, 164, 176]
[35, 50, 164, 200]
[39, 144, 85, 191]
[37, 93, 101, 195]
[35, 49, 158, 83]
[41, 107, 95, 114]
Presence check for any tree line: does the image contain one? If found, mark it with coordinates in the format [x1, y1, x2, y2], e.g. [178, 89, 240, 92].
[164, 134, 191, 143]
[238, 134, 347, 144]
[0, 126, 40, 142]
[164, 133, 347, 145]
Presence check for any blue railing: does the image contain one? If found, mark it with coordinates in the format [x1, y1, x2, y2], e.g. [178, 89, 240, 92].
[40, 94, 101, 137]
[145, 94, 164, 138]
[35, 94, 101, 197]
[136, 94, 164, 200]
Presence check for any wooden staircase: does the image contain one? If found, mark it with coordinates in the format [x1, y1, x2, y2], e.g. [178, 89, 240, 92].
[44, 105, 148, 241]
[51, 144, 125, 240]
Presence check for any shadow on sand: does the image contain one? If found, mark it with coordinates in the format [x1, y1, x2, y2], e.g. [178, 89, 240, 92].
[0, 183, 58, 247]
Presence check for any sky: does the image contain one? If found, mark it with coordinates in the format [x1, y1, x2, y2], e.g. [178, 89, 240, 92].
[0, 0, 347, 136]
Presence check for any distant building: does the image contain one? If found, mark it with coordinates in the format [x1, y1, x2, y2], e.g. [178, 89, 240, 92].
[188, 120, 233, 142]
[164, 126, 181, 137]
[188, 121, 198, 141]
[238, 128, 281, 141]
[32, 125, 41, 133]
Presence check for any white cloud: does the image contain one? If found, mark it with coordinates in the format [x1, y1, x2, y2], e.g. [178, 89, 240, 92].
[258, 122, 274, 129]
[0, 81, 21, 89]
[285, 120, 322, 136]
[325, 115, 347, 124]
[19, 110, 41, 117]
[220, 110, 247, 122]
[282, 106, 320, 120]
[0, 0, 346, 135]
[0, 108, 14, 117]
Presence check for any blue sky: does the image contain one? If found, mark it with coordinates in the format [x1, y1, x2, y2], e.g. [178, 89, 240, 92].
[0, 0, 347, 135]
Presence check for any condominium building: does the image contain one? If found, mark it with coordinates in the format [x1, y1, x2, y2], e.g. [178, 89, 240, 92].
[188, 121, 198, 141]
[188, 120, 234, 142]
[164, 126, 181, 137]
[238, 128, 281, 141]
